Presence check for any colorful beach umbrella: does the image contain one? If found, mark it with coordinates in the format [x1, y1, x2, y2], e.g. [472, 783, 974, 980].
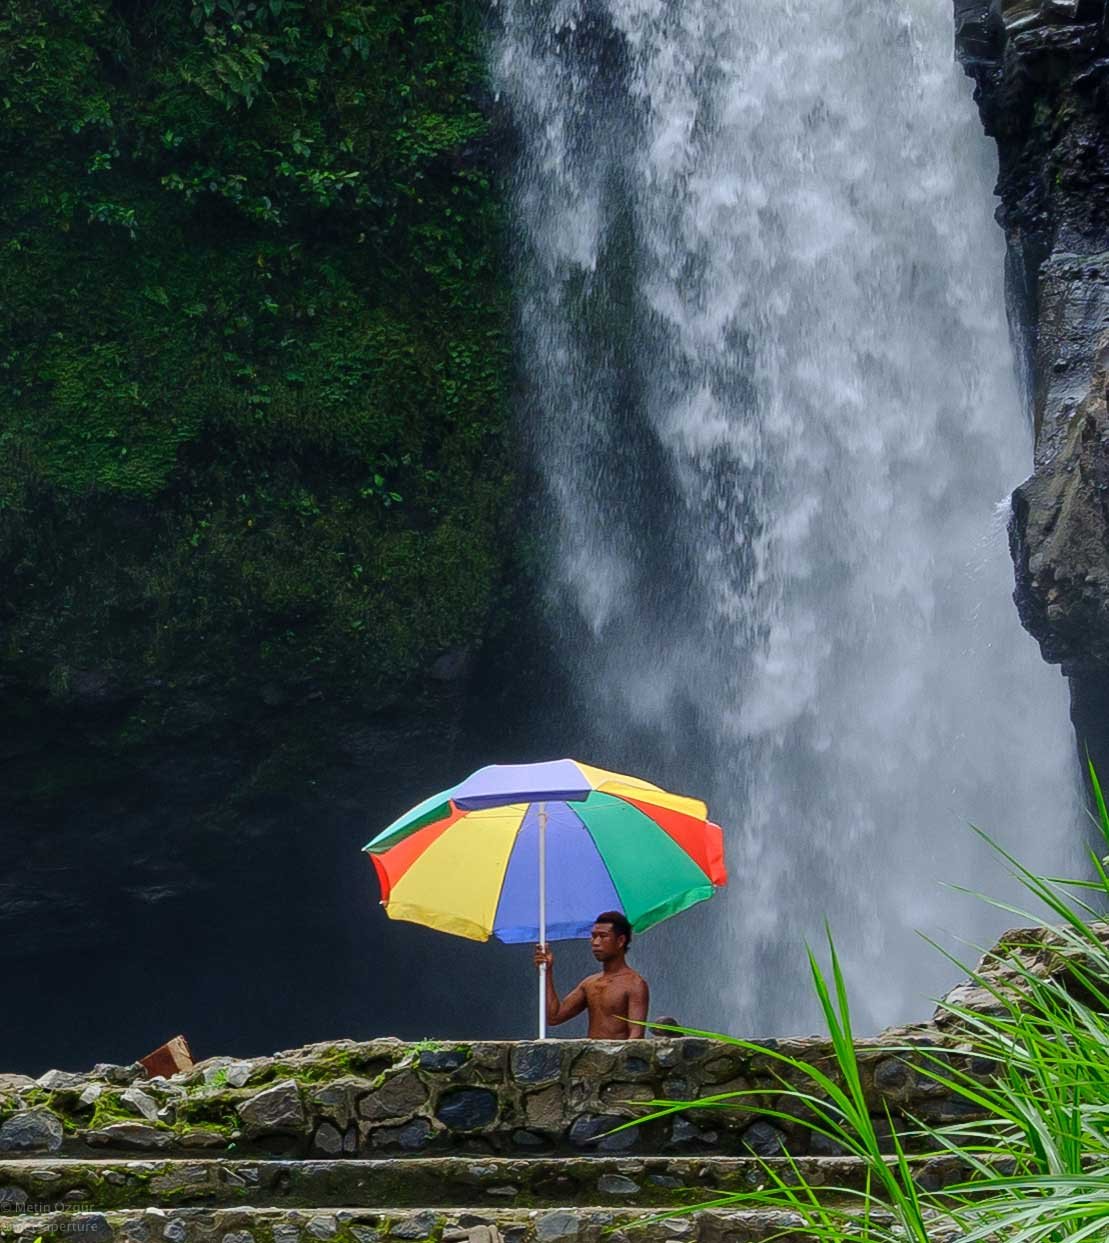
[362, 758, 727, 1037]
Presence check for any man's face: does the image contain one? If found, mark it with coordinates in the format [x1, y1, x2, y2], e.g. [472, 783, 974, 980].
[590, 922, 626, 962]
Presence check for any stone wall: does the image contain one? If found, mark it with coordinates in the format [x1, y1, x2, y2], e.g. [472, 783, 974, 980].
[0, 1034, 988, 1161]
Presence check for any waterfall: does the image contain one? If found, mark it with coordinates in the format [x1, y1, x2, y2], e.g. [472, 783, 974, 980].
[492, 0, 1080, 1034]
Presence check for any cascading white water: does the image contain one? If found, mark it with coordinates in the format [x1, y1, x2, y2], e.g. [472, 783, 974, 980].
[493, 0, 1081, 1034]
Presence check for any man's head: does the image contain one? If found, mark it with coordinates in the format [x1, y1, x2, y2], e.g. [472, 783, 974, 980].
[591, 911, 632, 961]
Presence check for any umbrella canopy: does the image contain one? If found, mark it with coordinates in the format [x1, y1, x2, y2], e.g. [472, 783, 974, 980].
[362, 759, 727, 944]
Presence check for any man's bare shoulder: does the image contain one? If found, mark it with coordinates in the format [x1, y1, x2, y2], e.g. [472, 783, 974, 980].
[609, 963, 646, 983]
[624, 966, 648, 989]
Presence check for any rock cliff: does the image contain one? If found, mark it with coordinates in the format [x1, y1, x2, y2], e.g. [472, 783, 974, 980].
[955, 1, 1109, 762]
[0, 0, 553, 1073]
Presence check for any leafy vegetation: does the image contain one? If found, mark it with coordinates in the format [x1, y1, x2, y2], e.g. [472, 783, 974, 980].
[630, 762, 1109, 1242]
[0, 0, 512, 800]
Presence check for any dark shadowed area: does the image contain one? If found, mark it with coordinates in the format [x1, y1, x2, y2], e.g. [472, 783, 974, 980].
[1, 619, 629, 1074]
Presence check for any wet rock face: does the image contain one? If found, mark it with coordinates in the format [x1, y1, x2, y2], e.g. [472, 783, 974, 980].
[1011, 328, 1109, 665]
[956, 2, 1109, 690]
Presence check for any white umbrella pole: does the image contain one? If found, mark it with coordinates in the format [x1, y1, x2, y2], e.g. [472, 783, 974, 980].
[538, 801, 548, 1040]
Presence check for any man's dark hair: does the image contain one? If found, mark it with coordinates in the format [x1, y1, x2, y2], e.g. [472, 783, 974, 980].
[595, 910, 632, 945]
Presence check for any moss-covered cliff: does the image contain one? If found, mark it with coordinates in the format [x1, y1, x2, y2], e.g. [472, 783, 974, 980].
[0, 4, 546, 1073]
[0, 0, 515, 817]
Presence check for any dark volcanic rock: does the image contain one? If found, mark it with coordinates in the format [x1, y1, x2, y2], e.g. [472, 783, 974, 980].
[567, 1113, 638, 1153]
[510, 1043, 563, 1084]
[956, 0, 1109, 764]
[435, 1088, 498, 1131]
[419, 1049, 471, 1073]
[1011, 327, 1109, 665]
[740, 1120, 786, 1157]
[371, 1117, 432, 1151]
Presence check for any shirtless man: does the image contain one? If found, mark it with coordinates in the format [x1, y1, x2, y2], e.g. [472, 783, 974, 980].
[532, 911, 649, 1038]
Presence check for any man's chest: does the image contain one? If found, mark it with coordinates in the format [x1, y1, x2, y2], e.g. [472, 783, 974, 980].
[584, 976, 630, 1011]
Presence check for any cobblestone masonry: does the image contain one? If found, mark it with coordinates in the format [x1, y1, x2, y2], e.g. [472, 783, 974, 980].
[0, 1033, 989, 1160]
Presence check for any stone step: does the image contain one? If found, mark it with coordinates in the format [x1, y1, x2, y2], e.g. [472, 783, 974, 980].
[0, 1202, 927, 1243]
[0, 1154, 975, 1213]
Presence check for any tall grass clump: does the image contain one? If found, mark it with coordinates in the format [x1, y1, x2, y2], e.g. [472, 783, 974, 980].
[625, 761, 1109, 1243]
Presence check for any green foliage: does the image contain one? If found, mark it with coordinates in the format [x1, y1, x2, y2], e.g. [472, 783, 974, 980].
[0, 0, 513, 759]
[629, 764, 1109, 1242]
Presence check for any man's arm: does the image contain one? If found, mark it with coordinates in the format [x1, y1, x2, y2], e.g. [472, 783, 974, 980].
[625, 976, 650, 1039]
[534, 946, 589, 1026]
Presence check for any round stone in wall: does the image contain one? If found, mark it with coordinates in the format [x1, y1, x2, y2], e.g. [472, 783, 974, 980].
[435, 1088, 497, 1131]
